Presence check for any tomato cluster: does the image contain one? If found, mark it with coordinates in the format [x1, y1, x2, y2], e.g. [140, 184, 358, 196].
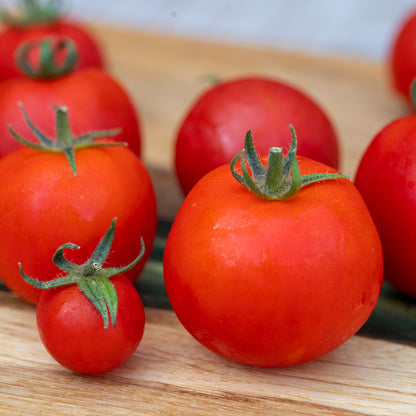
[0, 1, 414, 374]
[163, 6, 416, 368]
[0, 1, 155, 374]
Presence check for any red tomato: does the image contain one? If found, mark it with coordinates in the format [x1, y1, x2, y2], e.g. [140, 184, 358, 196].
[36, 275, 145, 374]
[0, 112, 157, 303]
[355, 115, 416, 297]
[164, 134, 382, 367]
[0, 40, 141, 158]
[0, 2, 103, 82]
[174, 76, 339, 194]
[390, 7, 416, 103]
[19, 216, 146, 374]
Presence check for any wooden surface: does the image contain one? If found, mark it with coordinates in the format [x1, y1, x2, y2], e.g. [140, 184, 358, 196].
[1, 24, 416, 415]
[1, 291, 416, 416]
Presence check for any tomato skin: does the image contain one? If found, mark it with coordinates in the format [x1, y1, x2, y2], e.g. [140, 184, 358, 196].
[36, 275, 145, 374]
[355, 115, 416, 297]
[0, 67, 141, 158]
[390, 8, 416, 102]
[0, 20, 103, 83]
[175, 77, 339, 194]
[163, 157, 382, 367]
[0, 143, 157, 304]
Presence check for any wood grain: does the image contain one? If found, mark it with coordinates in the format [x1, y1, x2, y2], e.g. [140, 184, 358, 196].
[1, 291, 415, 416]
[1, 25, 416, 415]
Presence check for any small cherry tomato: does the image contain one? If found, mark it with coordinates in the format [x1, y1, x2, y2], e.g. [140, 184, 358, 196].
[20, 218, 146, 374]
[36, 276, 145, 374]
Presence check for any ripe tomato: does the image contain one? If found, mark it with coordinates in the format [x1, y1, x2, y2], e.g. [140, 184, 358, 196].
[0, 38, 141, 158]
[164, 130, 382, 367]
[0, 0, 103, 82]
[0, 107, 157, 304]
[174, 76, 339, 194]
[390, 7, 416, 103]
[36, 275, 145, 374]
[20, 218, 146, 374]
[355, 115, 416, 297]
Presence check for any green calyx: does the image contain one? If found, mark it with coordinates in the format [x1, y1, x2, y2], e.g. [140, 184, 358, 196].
[410, 78, 416, 108]
[9, 103, 123, 176]
[19, 218, 145, 329]
[230, 126, 347, 200]
[0, 0, 61, 27]
[16, 37, 78, 79]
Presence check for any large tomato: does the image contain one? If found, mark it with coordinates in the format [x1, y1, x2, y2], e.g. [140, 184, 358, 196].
[0, 0, 103, 82]
[355, 114, 416, 297]
[0, 107, 157, 304]
[174, 76, 339, 194]
[0, 38, 141, 158]
[390, 7, 416, 103]
[164, 130, 382, 367]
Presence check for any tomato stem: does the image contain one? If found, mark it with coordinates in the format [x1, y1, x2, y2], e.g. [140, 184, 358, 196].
[0, 0, 61, 27]
[230, 126, 347, 200]
[16, 37, 78, 79]
[19, 218, 145, 329]
[8, 103, 124, 176]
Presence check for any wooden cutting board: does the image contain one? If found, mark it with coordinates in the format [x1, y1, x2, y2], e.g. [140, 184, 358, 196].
[0, 291, 415, 416]
[1, 24, 416, 415]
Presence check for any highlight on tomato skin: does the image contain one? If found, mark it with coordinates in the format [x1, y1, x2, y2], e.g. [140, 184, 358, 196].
[174, 76, 339, 195]
[164, 129, 383, 368]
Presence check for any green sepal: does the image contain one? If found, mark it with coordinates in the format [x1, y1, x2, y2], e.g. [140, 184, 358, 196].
[16, 37, 78, 79]
[8, 103, 124, 177]
[19, 218, 145, 329]
[230, 126, 348, 200]
[0, 0, 61, 28]
[78, 277, 118, 330]
[52, 243, 81, 274]
[410, 78, 416, 109]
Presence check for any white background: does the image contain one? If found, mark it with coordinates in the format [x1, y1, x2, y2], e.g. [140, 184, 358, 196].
[59, 0, 416, 62]
[2, 0, 415, 61]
